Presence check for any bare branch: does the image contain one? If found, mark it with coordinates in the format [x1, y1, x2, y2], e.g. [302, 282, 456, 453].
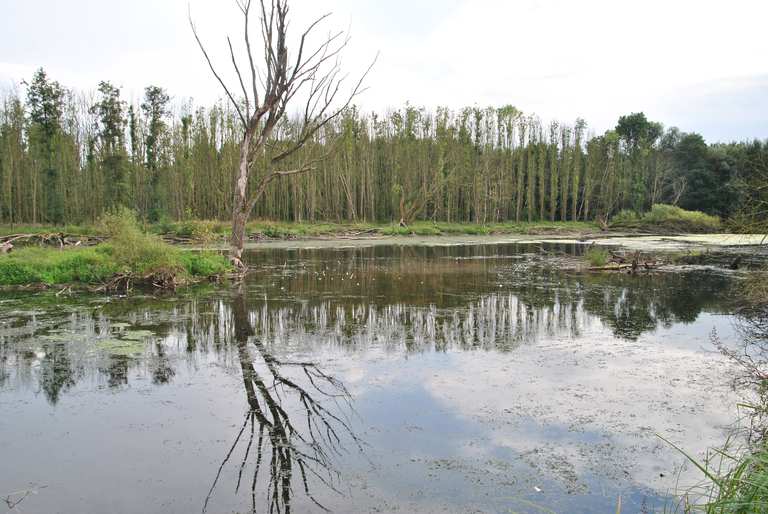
[227, 36, 251, 118]
[241, 0, 261, 108]
[189, 9, 247, 128]
[271, 53, 377, 166]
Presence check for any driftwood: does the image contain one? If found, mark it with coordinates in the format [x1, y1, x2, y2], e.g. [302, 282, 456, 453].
[589, 250, 660, 272]
[0, 232, 104, 248]
[161, 235, 198, 244]
[589, 262, 660, 272]
[94, 269, 184, 293]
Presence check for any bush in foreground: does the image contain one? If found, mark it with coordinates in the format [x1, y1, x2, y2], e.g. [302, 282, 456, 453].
[0, 209, 231, 288]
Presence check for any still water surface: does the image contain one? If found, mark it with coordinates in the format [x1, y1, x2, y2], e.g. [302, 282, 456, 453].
[0, 242, 743, 513]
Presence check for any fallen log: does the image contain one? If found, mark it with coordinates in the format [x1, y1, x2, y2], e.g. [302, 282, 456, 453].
[589, 262, 660, 272]
[589, 263, 633, 271]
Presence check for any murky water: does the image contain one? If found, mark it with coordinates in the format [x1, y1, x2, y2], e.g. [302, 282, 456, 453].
[0, 242, 746, 513]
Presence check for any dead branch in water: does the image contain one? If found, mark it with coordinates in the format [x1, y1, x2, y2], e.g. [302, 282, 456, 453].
[93, 269, 187, 293]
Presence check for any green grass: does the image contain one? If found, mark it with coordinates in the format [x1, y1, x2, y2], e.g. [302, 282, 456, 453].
[380, 220, 596, 237]
[248, 221, 378, 239]
[1, 218, 612, 243]
[149, 219, 597, 240]
[0, 243, 230, 287]
[0, 210, 230, 287]
[705, 446, 768, 513]
[0, 246, 119, 285]
[0, 223, 98, 237]
[610, 204, 722, 233]
[585, 247, 610, 267]
[662, 430, 768, 514]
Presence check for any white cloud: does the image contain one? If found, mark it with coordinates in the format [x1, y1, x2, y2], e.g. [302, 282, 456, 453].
[1, 0, 766, 141]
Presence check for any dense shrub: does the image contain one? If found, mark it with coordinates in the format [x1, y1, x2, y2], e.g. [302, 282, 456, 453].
[610, 204, 721, 233]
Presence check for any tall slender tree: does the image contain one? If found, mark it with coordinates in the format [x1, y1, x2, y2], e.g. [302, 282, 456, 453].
[26, 68, 67, 223]
[92, 81, 129, 209]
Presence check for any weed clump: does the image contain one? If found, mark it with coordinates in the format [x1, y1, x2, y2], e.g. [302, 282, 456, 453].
[584, 247, 610, 267]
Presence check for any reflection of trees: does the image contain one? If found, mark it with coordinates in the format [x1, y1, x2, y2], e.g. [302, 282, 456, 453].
[39, 343, 78, 404]
[579, 272, 733, 340]
[102, 354, 129, 388]
[252, 244, 734, 341]
[0, 253, 737, 404]
[203, 291, 358, 514]
[150, 341, 175, 385]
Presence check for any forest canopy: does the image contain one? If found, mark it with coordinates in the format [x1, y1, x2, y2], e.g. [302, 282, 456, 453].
[1, 68, 766, 230]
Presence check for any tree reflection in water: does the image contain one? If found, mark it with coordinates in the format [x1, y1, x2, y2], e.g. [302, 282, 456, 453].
[203, 290, 359, 514]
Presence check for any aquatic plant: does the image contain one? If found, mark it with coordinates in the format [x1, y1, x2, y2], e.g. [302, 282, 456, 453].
[666, 302, 768, 513]
[585, 246, 611, 267]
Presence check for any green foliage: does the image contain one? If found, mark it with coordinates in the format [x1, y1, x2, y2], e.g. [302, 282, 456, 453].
[0, 72, 763, 229]
[91, 81, 129, 209]
[379, 221, 593, 237]
[178, 251, 230, 277]
[0, 209, 231, 287]
[643, 204, 721, 230]
[380, 225, 411, 236]
[141, 85, 169, 173]
[25, 68, 69, 223]
[99, 208, 181, 274]
[665, 430, 768, 514]
[616, 112, 662, 150]
[0, 224, 96, 237]
[157, 219, 226, 242]
[612, 210, 640, 224]
[585, 247, 610, 267]
[610, 204, 721, 233]
[0, 246, 118, 285]
[728, 140, 768, 233]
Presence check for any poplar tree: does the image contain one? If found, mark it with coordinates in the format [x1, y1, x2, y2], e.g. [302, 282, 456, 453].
[26, 68, 66, 223]
[92, 81, 129, 209]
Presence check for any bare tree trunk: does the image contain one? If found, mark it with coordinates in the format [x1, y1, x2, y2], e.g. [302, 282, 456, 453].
[230, 133, 251, 268]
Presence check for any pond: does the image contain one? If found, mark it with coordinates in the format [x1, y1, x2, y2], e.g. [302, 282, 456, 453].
[0, 241, 745, 513]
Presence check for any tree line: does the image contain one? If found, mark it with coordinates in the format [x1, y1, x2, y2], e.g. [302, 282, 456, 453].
[1, 68, 766, 227]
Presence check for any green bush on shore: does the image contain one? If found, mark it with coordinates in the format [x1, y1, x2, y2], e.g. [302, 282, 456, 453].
[0, 209, 231, 287]
[610, 204, 721, 233]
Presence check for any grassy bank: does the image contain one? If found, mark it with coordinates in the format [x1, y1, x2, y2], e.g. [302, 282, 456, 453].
[2, 219, 601, 242]
[0, 211, 230, 289]
[0, 208, 728, 248]
[610, 204, 722, 233]
[153, 218, 600, 240]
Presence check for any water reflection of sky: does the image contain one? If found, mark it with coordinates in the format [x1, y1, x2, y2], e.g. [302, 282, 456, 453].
[0, 243, 746, 513]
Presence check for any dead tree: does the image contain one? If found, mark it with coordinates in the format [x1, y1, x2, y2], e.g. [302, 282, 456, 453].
[203, 291, 360, 513]
[397, 178, 442, 227]
[191, 0, 375, 269]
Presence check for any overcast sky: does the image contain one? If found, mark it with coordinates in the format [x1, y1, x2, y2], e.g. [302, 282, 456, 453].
[1, 0, 766, 142]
